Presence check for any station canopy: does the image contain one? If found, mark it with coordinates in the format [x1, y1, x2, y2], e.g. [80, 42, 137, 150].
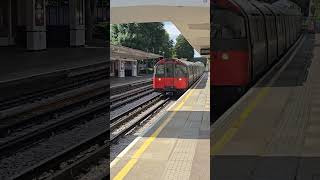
[111, 44, 162, 61]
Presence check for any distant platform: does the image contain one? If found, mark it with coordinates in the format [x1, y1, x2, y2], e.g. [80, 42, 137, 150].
[110, 74, 153, 88]
[0, 47, 107, 83]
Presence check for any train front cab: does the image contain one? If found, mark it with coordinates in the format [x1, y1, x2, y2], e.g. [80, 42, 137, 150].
[212, 0, 252, 118]
[153, 60, 189, 95]
[211, 1, 250, 88]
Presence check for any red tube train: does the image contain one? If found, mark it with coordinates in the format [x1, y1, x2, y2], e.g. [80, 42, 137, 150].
[211, 0, 302, 119]
[153, 58, 205, 95]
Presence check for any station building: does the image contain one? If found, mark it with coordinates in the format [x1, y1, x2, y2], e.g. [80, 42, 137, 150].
[110, 44, 161, 78]
[0, 0, 108, 50]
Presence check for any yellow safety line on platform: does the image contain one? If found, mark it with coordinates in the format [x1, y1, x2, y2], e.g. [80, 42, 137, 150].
[210, 87, 270, 155]
[113, 84, 197, 180]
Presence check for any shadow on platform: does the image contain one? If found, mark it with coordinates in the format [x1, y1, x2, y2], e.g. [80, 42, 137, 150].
[211, 155, 320, 180]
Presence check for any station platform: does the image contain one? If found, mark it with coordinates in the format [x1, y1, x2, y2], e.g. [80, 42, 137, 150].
[110, 74, 152, 88]
[111, 73, 210, 180]
[211, 34, 320, 180]
[0, 47, 106, 83]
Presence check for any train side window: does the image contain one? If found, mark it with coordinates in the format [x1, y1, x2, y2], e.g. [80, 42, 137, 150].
[280, 18, 283, 36]
[256, 18, 260, 41]
[276, 18, 279, 36]
[269, 17, 274, 39]
[264, 17, 268, 37]
[165, 64, 174, 77]
[249, 17, 255, 43]
[187, 67, 192, 77]
[258, 18, 264, 41]
[175, 64, 187, 77]
[260, 17, 266, 41]
[278, 18, 282, 36]
[251, 17, 260, 42]
[256, 18, 261, 41]
[272, 18, 276, 38]
[282, 17, 286, 36]
[212, 9, 246, 39]
[268, 18, 273, 38]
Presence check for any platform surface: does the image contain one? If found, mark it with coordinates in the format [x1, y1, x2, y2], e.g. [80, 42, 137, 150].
[211, 34, 320, 180]
[0, 47, 106, 82]
[111, 73, 210, 180]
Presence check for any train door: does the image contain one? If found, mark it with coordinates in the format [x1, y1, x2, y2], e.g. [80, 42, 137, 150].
[191, 65, 195, 83]
[283, 16, 289, 49]
[251, 3, 273, 67]
[164, 63, 175, 89]
[212, 7, 249, 86]
[249, 15, 268, 80]
[292, 16, 296, 42]
[187, 67, 192, 85]
[268, 15, 278, 64]
[277, 15, 285, 55]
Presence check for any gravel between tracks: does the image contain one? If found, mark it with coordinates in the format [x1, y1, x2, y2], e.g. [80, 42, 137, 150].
[77, 158, 109, 180]
[0, 115, 107, 179]
[110, 92, 161, 120]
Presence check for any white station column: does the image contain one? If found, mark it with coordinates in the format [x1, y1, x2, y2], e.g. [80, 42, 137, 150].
[118, 60, 125, 77]
[69, 0, 85, 46]
[132, 61, 137, 76]
[26, 0, 46, 50]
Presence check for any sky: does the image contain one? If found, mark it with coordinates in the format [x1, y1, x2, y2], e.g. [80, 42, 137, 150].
[163, 21, 201, 58]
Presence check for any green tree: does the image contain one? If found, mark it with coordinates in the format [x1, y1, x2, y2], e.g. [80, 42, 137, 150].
[174, 34, 194, 60]
[111, 23, 174, 58]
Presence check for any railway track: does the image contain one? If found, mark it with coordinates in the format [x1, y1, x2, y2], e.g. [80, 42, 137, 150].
[0, 78, 152, 155]
[110, 79, 152, 96]
[0, 101, 107, 179]
[22, 90, 168, 180]
[0, 80, 107, 135]
[6, 91, 167, 180]
[0, 63, 109, 179]
[0, 72, 163, 179]
[0, 62, 108, 111]
[11, 127, 108, 180]
[110, 84, 153, 110]
[110, 92, 170, 142]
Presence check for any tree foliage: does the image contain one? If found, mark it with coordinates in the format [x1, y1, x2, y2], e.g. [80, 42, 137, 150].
[111, 23, 174, 58]
[174, 34, 194, 60]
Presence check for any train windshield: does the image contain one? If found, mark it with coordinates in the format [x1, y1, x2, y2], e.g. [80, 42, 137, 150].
[175, 64, 187, 77]
[212, 9, 246, 39]
[165, 63, 174, 77]
[155, 64, 165, 77]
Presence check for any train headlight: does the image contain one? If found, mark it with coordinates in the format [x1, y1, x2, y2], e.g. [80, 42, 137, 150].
[158, 78, 161, 81]
[179, 78, 182, 81]
[222, 53, 229, 61]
